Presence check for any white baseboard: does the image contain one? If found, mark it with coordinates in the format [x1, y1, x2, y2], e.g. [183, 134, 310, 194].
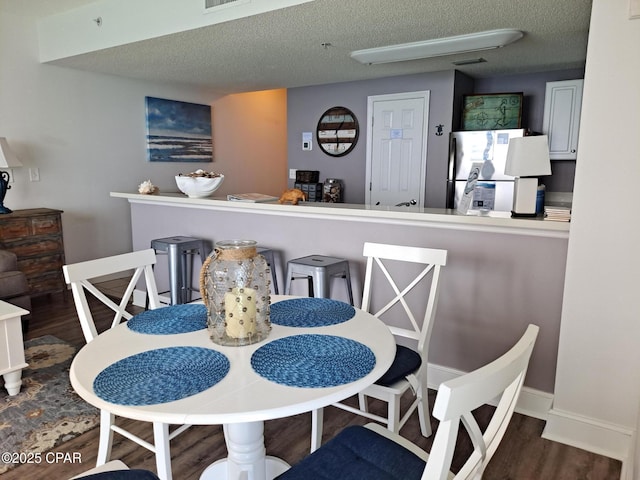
[543, 407, 633, 462]
[427, 363, 553, 421]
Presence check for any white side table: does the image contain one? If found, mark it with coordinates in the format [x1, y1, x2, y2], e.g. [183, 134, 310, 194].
[0, 300, 29, 396]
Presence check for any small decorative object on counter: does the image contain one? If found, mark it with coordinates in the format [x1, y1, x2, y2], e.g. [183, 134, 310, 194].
[138, 179, 158, 195]
[294, 182, 323, 202]
[175, 169, 224, 198]
[323, 178, 343, 203]
[295, 170, 319, 183]
[200, 240, 271, 346]
[278, 188, 307, 205]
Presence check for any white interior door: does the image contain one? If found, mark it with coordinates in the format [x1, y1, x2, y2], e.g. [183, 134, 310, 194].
[365, 91, 429, 206]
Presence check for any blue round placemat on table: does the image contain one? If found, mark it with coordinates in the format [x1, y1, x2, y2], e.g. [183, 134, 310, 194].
[251, 334, 375, 388]
[270, 298, 355, 327]
[94, 347, 229, 406]
[127, 304, 207, 334]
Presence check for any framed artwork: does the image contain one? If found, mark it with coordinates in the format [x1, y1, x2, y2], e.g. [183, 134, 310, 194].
[461, 93, 523, 131]
[145, 96, 212, 162]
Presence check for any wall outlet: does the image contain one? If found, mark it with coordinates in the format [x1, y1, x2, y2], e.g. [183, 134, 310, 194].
[289, 168, 297, 180]
[29, 167, 40, 182]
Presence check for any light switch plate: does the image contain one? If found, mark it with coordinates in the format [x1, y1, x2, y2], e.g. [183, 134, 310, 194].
[289, 169, 297, 180]
[302, 132, 312, 151]
[29, 167, 40, 182]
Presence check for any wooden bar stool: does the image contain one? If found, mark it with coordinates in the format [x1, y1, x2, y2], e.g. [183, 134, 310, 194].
[284, 255, 354, 305]
[150, 236, 212, 305]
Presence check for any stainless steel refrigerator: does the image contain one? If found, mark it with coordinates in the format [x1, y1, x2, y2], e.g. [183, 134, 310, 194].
[446, 129, 526, 212]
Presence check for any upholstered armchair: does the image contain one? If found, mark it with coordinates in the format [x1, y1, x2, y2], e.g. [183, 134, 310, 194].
[0, 249, 31, 330]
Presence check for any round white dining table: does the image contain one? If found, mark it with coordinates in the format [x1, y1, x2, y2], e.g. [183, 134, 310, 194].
[69, 295, 396, 480]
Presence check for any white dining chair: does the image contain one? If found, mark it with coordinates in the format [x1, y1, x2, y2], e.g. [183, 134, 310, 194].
[279, 324, 539, 480]
[311, 242, 448, 451]
[63, 249, 189, 480]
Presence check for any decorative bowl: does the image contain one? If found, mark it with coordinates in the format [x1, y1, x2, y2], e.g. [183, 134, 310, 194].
[175, 174, 224, 198]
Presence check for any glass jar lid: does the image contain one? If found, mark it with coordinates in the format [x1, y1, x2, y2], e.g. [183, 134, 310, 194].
[215, 240, 257, 250]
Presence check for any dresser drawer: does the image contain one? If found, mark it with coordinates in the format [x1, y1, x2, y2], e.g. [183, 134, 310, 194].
[32, 215, 62, 236]
[3, 236, 63, 258]
[18, 254, 65, 277]
[0, 208, 66, 298]
[27, 271, 65, 296]
[0, 219, 30, 240]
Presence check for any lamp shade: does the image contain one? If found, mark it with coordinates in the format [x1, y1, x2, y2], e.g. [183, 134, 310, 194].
[504, 135, 551, 177]
[0, 138, 22, 168]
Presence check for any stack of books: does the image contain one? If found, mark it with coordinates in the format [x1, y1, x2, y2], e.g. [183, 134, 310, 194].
[544, 205, 571, 222]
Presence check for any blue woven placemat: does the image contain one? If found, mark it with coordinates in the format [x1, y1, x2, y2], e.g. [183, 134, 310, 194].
[93, 347, 229, 406]
[270, 298, 355, 327]
[127, 304, 207, 335]
[251, 334, 375, 388]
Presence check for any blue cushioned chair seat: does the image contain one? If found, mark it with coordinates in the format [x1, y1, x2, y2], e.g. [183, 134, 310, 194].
[79, 470, 160, 479]
[276, 425, 425, 480]
[375, 345, 421, 387]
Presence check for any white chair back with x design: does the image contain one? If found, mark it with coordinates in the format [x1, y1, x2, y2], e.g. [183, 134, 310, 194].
[63, 249, 186, 480]
[311, 242, 447, 451]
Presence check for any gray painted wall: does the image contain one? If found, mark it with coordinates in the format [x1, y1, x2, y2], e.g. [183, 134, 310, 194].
[287, 68, 585, 207]
[287, 70, 456, 207]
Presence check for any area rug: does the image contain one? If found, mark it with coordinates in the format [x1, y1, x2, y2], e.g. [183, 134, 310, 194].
[0, 335, 99, 473]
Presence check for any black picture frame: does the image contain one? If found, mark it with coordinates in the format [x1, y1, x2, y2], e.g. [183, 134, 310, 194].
[461, 93, 523, 131]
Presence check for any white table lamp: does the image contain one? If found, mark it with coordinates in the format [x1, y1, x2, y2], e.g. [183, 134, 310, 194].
[0, 138, 23, 214]
[504, 135, 551, 217]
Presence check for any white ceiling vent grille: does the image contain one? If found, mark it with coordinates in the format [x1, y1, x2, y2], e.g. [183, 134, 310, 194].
[205, 0, 242, 9]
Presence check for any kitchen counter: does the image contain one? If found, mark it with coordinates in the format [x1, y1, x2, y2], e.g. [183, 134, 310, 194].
[112, 190, 569, 411]
[110, 192, 569, 239]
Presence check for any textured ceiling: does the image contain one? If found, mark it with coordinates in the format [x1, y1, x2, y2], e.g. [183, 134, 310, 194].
[2, 0, 593, 95]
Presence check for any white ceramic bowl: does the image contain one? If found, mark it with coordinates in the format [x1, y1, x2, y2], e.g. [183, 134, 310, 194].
[175, 174, 224, 198]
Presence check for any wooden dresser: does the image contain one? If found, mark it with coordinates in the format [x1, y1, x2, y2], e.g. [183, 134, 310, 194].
[0, 208, 66, 297]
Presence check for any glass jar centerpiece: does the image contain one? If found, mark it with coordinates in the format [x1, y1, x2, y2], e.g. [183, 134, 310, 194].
[199, 240, 271, 346]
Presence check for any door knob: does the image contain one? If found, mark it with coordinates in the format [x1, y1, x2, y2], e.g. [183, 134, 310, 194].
[395, 199, 417, 207]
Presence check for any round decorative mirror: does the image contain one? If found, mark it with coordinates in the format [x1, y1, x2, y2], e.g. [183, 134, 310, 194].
[316, 106, 359, 157]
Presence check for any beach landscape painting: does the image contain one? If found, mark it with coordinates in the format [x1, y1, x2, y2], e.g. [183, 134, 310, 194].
[145, 96, 213, 162]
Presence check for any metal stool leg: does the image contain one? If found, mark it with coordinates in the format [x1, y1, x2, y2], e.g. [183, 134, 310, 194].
[313, 270, 331, 298]
[183, 249, 194, 304]
[343, 263, 354, 305]
[167, 245, 181, 306]
[284, 264, 294, 296]
[257, 248, 279, 295]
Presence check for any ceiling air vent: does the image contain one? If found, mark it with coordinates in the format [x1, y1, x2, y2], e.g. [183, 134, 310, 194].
[205, 0, 241, 8]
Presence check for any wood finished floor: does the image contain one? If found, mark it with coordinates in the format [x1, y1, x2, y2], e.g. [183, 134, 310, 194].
[5, 291, 622, 480]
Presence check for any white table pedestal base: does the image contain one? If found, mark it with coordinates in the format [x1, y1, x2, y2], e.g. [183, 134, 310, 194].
[200, 422, 290, 480]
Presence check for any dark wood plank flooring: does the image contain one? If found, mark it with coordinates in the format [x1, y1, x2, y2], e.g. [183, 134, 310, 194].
[5, 293, 622, 479]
